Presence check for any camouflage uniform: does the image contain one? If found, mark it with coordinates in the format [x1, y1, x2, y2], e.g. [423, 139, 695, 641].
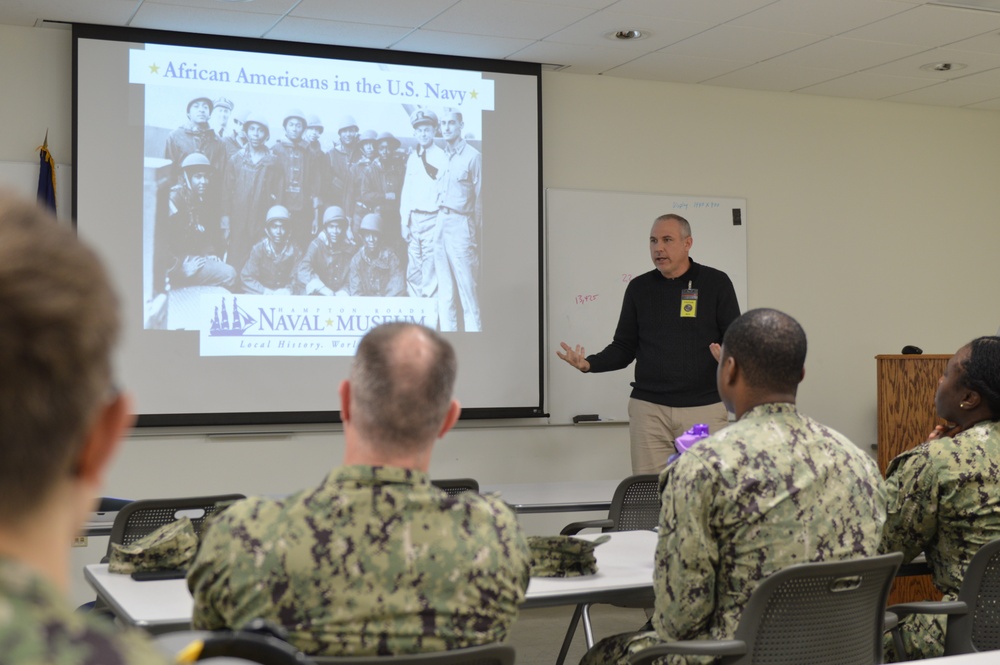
[880, 420, 1000, 660]
[582, 402, 887, 665]
[0, 556, 167, 664]
[187, 465, 531, 657]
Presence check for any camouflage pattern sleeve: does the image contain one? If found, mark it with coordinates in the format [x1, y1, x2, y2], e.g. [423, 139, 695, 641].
[653, 455, 720, 642]
[187, 497, 269, 631]
[880, 442, 937, 563]
[0, 557, 169, 665]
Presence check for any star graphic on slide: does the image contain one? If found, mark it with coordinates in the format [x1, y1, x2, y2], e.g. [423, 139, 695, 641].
[469, 89, 479, 100]
[325, 318, 334, 327]
[149, 63, 160, 74]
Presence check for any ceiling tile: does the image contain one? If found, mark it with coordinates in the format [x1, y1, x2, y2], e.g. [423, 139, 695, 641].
[264, 16, 412, 48]
[609, 0, 778, 24]
[704, 61, 848, 92]
[660, 24, 825, 62]
[3, 0, 139, 27]
[423, 0, 592, 40]
[943, 30, 1000, 54]
[842, 3, 1000, 46]
[518, 0, 616, 8]
[290, 0, 457, 28]
[131, 3, 280, 37]
[145, 0, 296, 15]
[863, 46, 1000, 78]
[730, 0, 913, 35]
[510, 40, 639, 73]
[964, 95, 1000, 109]
[797, 72, 940, 99]
[883, 76, 1000, 105]
[392, 29, 536, 59]
[542, 9, 710, 50]
[604, 50, 752, 84]
[766, 37, 926, 71]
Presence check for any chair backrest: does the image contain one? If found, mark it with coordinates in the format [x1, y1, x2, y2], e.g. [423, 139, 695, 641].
[728, 552, 903, 665]
[155, 630, 311, 665]
[106, 493, 245, 557]
[605, 474, 660, 532]
[431, 478, 480, 496]
[947, 537, 1000, 654]
[310, 643, 515, 665]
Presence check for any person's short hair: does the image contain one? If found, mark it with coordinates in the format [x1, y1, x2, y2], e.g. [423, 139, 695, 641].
[960, 336, 1000, 419]
[442, 107, 463, 123]
[721, 308, 806, 394]
[349, 323, 457, 450]
[654, 213, 691, 238]
[0, 192, 120, 523]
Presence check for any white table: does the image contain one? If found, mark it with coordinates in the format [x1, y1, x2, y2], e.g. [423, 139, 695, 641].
[84, 530, 658, 632]
[480, 479, 620, 514]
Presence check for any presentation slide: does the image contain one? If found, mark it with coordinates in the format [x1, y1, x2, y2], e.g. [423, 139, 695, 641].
[74, 24, 543, 426]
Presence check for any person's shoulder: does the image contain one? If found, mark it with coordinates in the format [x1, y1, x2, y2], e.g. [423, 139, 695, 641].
[446, 491, 524, 538]
[690, 260, 734, 282]
[0, 567, 167, 665]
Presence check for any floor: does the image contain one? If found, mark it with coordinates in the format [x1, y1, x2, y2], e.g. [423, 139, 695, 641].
[507, 604, 647, 665]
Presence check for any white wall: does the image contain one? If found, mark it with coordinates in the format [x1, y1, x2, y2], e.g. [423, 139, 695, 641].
[4, 23, 1000, 601]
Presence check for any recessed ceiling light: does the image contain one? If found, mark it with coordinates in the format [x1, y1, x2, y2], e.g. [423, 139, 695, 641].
[608, 29, 645, 41]
[919, 62, 967, 72]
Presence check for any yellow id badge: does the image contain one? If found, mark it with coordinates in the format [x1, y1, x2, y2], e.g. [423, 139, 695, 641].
[680, 288, 698, 318]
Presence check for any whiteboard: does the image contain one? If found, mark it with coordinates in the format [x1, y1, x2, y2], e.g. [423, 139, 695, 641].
[546, 188, 748, 424]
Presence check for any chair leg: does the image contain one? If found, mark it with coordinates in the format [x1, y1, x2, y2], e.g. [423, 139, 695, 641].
[582, 603, 596, 648]
[556, 604, 584, 665]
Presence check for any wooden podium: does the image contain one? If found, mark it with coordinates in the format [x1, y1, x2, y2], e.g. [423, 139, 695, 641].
[876, 353, 950, 604]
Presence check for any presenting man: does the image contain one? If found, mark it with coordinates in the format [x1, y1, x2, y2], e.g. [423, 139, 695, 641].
[581, 308, 887, 665]
[0, 192, 166, 664]
[187, 322, 531, 657]
[557, 213, 740, 473]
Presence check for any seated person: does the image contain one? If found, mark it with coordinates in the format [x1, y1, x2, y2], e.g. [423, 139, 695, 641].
[296, 205, 354, 296]
[0, 192, 166, 664]
[187, 322, 531, 657]
[582, 308, 887, 665]
[880, 336, 1000, 660]
[165, 152, 236, 290]
[241, 205, 303, 295]
[348, 212, 405, 297]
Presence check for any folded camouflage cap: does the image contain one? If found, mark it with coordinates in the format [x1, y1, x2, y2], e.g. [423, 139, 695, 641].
[108, 517, 199, 574]
[528, 534, 611, 577]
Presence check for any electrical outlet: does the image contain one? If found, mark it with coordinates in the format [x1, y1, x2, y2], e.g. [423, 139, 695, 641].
[72, 536, 88, 547]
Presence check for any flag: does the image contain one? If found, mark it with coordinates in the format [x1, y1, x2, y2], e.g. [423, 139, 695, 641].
[37, 131, 56, 214]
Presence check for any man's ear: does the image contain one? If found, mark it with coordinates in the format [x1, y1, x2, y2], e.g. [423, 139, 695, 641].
[719, 355, 739, 389]
[339, 380, 352, 423]
[74, 392, 134, 485]
[437, 399, 461, 439]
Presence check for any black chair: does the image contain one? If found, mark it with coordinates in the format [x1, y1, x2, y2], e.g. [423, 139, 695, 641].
[628, 552, 903, 665]
[555, 474, 660, 665]
[888, 537, 1000, 658]
[88, 494, 245, 617]
[105, 493, 245, 557]
[310, 643, 515, 665]
[430, 478, 480, 496]
[155, 630, 311, 665]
